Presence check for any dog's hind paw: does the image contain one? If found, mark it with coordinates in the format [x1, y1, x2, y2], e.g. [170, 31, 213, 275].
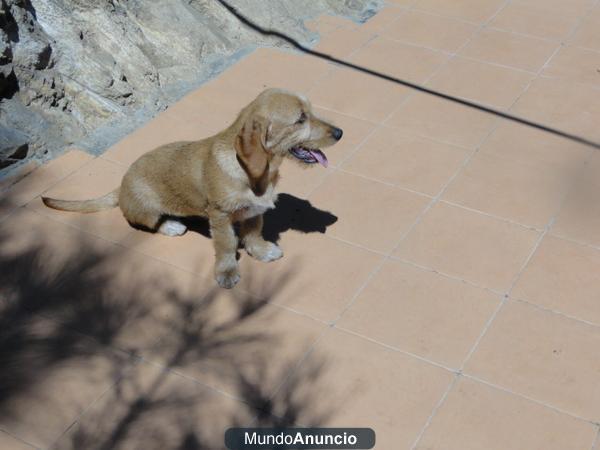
[158, 220, 188, 237]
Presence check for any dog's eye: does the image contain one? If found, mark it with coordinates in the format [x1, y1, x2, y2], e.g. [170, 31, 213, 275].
[296, 112, 307, 124]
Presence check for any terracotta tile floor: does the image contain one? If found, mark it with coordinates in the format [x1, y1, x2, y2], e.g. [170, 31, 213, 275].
[2, 1, 600, 448]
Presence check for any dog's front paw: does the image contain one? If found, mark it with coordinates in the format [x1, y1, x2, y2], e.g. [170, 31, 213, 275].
[215, 268, 241, 289]
[246, 240, 283, 262]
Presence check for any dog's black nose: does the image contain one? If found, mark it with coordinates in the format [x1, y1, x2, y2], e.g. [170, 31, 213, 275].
[332, 127, 343, 141]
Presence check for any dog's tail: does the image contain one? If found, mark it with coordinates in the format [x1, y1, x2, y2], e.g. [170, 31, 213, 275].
[42, 188, 120, 213]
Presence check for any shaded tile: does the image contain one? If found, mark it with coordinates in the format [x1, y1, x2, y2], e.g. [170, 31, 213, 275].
[413, 0, 506, 23]
[50, 250, 209, 357]
[416, 377, 597, 450]
[150, 291, 326, 398]
[443, 152, 570, 228]
[465, 300, 600, 421]
[427, 57, 534, 109]
[0, 207, 114, 285]
[54, 361, 258, 450]
[460, 28, 557, 72]
[543, 45, 600, 87]
[27, 157, 132, 242]
[490, 3, 581, 41]
[0, 207, 196, 356]
[309, 171, 430, 253]
[238, 231, 383, 321]
[0, 432, 36, 450]
[387, 94, 497, 148]
[511, 77, 600, 141]
[118, 226, 216, 278]
[513, 236, 600, 325]
[282, 328, 454, 449]
[384, 9, 477, 53]
[0, 160, 39, 193]
[342, 126, 470, 196]
[338, 259, 500, 368]
[395, 202, 540, 291]
[0, 150, 92, 220]
[349, 37, 449, 83]
[0, 314, 132, 449]
[310, 67, 410, 121]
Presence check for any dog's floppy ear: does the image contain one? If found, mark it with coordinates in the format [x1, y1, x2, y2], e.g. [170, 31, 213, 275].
[235, 119, 271, 196]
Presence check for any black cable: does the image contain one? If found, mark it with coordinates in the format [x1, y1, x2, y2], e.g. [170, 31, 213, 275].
[215, 0, 600, 151]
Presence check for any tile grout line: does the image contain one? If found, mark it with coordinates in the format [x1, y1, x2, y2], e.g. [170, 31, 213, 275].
[23, 206, 333, 329]
[511, 296, 600, 330]
[390, 255, 505, 296]
[592, 427, 600, 450]
[308, 319, 600, 430]
[408, 376, 460, 450]
[328, 86, 502, 325]
[404, 0, 591, 446]
[463, 0, 600, 342]
[464, 373, 600, 426]
[242, 15, 492, 411]
[336, 167, 436, 197]
[334, 325, 600, 428]
[0, 427, 40, 450]
[313, 0, 525, 331]
[302, 0, 488, 200]
[455, 1, 600, 345]
[264, 324, 332, 406]
[505, 0, 600, 116]
[407, 180, 595, 448]
[333, 326, 459, 373]
[549, 232, 600, 256]
[47, 355, 145, 450]
[456, 0, 599, 376]
[293, 5, 513, 335]
[308, 3, 529, 445]
[316, 228, 600, 330]
[438, 199, 541, 230]
[416, 6, 600, 446]
[0, 154, 99, 226]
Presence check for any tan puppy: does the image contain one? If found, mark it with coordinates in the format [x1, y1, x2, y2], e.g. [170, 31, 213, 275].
[43, 88, 343, 288]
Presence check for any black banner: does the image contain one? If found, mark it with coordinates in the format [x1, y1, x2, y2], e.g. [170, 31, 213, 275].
[225, 428, 376, 449]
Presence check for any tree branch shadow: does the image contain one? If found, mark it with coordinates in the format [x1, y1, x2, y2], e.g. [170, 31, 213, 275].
[0, 201, 334, 449]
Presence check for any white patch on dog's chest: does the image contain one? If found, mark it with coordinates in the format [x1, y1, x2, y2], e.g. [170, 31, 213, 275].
[233, 204, 269, 221]
[232, 184, 277, 222]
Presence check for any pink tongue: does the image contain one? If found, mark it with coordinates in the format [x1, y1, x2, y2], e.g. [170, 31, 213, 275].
[309, 149, 328, 168]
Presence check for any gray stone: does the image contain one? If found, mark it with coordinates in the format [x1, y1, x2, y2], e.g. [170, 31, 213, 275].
[0, 0, 381, 180]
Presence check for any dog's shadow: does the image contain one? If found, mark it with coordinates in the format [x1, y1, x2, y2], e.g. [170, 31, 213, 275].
[182, 193, 337, 242]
